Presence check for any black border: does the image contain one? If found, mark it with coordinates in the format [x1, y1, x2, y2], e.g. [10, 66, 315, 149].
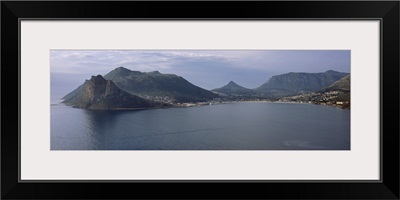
[2, 1, 399, 199]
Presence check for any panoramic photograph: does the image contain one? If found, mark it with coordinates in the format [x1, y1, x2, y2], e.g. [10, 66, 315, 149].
[51, 50, 350, 150]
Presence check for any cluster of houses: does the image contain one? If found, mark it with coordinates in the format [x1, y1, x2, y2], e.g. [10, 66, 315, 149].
[279, 91, 350, 109]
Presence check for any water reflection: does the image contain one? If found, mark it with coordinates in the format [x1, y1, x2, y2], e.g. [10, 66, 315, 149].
[52, 102, 350, 150]
[82, 110, 144, 149]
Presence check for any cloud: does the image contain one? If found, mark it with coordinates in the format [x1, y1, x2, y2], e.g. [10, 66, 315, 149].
[51, 50, 350, 90]
[50, 50, 236, 74]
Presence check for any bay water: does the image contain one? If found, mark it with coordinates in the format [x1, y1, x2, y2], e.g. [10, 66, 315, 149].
[51, 100, 350, 150]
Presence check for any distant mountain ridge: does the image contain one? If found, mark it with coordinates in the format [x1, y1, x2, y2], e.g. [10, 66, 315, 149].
[256, 70, 349, 97]
[104, 67, 218, 103]
[62, 75, 161, 110]
[212, 81, 257, 96]
[61, 67, 350, 110]
[323, 74, 350, 104]
[325, 74, 350, 92]
[280, 74, 350, 109]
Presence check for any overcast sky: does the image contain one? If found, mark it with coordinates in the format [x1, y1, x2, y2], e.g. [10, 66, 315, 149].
[51, 50, 350, 97]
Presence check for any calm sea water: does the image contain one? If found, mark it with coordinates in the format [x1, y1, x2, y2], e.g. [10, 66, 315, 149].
[51, 100, 350, 150]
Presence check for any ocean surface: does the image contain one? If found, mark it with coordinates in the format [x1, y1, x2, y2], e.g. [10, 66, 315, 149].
[51, 97, 350, 150]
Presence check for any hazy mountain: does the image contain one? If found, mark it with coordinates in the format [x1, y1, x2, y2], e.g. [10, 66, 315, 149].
[212, 81, 257, 96]
[62, 75, 161, 110]
[323, 74, 350, 104]
[325, 74, 350, 92]
[280, 74, 350, 109]
[256, 70, 349, 97]
[103, 67, 218, 103]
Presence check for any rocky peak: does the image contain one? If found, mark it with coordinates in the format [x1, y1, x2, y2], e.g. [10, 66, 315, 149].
[148, 70, 161, 75]
[114, 66, 130, 72]
[212, 80, 256, 96]
[63, 74, 160, 110]
[325, 70, 339, 74]
[84, 75, 109, 102]
[227, 81, 238, 86]
[89, 75, 106, 84]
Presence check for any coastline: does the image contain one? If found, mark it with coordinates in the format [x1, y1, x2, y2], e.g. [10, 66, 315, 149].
[208, 100, 350, 109]
[53, 98, 349, 111]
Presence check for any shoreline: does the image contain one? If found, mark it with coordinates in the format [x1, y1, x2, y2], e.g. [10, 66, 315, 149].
[203, 100, 350, 109]
[53, 99, 349, 111]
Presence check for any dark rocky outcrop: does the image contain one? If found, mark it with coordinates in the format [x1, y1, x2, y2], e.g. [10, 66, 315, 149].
[62, 75, 162, 110]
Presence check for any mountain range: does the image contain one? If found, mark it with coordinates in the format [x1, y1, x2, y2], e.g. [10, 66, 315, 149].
[103, 67, 218, 103]
[62, 67, 350, 110]
[211, 70, 348, 98]
[255, 70, 349, 97]
[280, 74, 350, 108]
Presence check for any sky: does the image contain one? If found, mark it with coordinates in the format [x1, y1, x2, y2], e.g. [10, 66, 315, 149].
[50, 50, 350, 98]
